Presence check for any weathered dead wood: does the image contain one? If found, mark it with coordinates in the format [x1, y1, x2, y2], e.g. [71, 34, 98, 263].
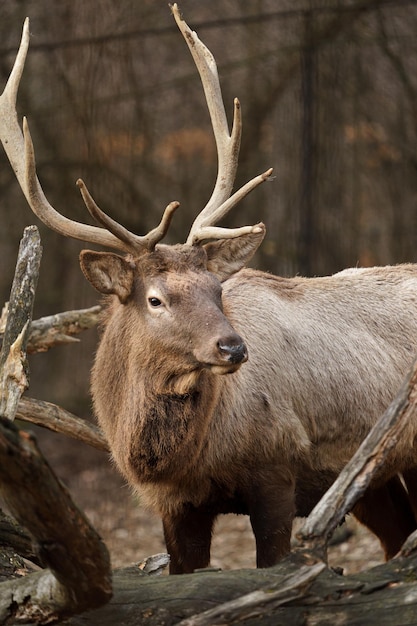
[0, 226, 42, 419]
[26, 306, 101, 353]
[15, 396, 109, 452]
[58, 547, 417, 626]
[0, 508, 35, 584]
[0, 260, 106, 450]
[0, 273, 106, 449]
[1, 306, 102, 354]
[176, 560, 326, 626]
[0, 509, 37, 564]
[297, 355, 417, 558]
[0, 417, 112, 624]
[0, 246, 106, 449]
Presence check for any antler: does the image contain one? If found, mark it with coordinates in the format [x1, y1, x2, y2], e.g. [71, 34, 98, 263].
[0, 19, 175, 255]
[171, 4, 273, 245]
[1, 10, 272, 255]
[76, 179, 179, 253]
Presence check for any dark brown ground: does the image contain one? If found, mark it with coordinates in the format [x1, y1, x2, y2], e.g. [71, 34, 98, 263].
[35, 428, 383, 575]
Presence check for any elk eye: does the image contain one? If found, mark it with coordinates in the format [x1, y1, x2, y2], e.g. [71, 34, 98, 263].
[148, 297, 162, 307]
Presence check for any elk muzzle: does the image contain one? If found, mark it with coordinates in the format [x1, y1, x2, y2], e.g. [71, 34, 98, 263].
[217, 340, 248, 365]
[202, 333, 248, 375]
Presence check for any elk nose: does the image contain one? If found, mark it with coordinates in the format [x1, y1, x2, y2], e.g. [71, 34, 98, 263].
[217, 340, 248, 364]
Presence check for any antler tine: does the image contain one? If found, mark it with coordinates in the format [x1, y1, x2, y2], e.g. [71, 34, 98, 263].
[171, 4, 273, 246]
[189, 168, 274, 244]
[22, 120, 132, 252]
[1, 19, 137, 254]
[77, 179, 180, 253]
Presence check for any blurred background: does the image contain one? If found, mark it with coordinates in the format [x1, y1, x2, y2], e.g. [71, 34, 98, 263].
[1, 0, 417, 417]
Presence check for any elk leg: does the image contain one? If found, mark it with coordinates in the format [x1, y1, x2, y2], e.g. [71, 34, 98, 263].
[352, 475, 416, 559]
[246, 469, 296, 568]
[162, 506, 215, 574]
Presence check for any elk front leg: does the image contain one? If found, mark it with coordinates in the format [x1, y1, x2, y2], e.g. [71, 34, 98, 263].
[246, 468, 296, 568]
[163, 505, 216, 574]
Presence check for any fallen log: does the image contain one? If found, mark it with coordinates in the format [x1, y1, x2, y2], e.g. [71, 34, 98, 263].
[59, 546, 417, 626]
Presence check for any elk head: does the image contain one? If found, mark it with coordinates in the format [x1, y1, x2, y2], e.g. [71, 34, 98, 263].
[0, 5, 273, 387]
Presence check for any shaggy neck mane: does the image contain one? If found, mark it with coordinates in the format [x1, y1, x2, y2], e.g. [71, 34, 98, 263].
[126, 365, 220, 485]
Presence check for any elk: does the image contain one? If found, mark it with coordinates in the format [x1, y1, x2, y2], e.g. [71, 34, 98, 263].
[2, 5, 417, 574]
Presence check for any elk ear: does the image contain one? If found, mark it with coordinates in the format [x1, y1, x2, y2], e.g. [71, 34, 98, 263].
[79, 251, 135, 304]
[203, 224, 266, 281]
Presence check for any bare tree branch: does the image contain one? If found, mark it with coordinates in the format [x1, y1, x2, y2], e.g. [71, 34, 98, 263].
[297, 357, 417, 556]
[27, 306, 101, 353]
[16, 396, 109, 452]
[1, 306, 102, 354]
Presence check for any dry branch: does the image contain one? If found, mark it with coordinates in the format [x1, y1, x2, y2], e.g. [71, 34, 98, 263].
[15, 395, 109, 451]
[0, 306, 102, 354]
[0, 227, 42, 419]
[297, 356, 417, 556]
[27, 306, 101, 353]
